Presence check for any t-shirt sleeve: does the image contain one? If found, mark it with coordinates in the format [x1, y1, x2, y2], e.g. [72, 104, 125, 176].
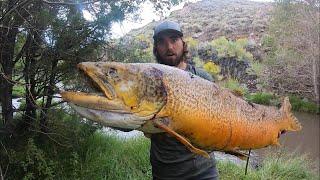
[195, 68, 215, 82]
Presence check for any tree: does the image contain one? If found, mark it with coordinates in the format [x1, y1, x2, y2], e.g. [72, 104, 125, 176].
[0, 0, 181, 133]
[265, 0, 319, 103]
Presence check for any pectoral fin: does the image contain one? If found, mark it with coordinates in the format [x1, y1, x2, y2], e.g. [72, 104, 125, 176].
[153, 120, 210, 158]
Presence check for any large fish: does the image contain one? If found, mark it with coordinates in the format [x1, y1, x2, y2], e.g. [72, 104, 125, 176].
[60, 62, 302, 158]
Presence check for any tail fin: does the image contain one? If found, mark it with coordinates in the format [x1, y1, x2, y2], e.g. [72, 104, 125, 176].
[281, 97, 302, 131]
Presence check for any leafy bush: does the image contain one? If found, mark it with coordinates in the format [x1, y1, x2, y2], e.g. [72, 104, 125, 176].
[107, 35, 154, 63]
[210, 36, 254, 61]
[220, 78, 248, 96]
[248, 62, 264, 76]
[193, 56, 205, 68]
[12, 85, 25, 98]
[203, 61, 221, 75]
[1, 107, 99, 179]
[185, 36, 199, 50]
[261, 34, 277, 52]
[8, 139, 55, 180]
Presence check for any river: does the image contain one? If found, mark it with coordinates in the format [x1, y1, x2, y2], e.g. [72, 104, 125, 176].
[255, 112, 319, 174]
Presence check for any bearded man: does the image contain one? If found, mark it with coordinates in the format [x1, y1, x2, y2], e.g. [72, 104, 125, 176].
[148, 21, 219, 180]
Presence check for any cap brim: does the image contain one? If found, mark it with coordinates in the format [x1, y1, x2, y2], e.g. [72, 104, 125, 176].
[153, 29, 183, 39]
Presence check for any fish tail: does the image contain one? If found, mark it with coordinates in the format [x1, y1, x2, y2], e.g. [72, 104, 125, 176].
[281, 97, 302, 131]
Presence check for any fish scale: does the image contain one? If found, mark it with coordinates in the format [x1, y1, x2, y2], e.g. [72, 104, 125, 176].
[61, 62, 302, 158]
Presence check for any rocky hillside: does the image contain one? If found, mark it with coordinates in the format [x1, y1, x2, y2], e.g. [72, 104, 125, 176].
[128, 0, 273, 42]
[118, 0, 274, 92]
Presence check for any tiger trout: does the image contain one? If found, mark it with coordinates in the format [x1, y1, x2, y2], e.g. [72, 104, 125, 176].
[60, 62, 302, 158]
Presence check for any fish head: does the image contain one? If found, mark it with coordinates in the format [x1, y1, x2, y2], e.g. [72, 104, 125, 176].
[60, 62, 167, 130]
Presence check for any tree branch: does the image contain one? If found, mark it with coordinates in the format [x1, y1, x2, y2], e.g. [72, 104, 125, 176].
[0, 164, 3, 180]
[0, 0, 29, 23]
[42, 0, 100, 5]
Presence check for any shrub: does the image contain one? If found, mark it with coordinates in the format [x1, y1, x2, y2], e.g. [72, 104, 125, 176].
[203, 61, 221, 79]
[8, 139, 55, 180]
[220, 78, 248, 96]
[193, 56, 205, 68]
[210, 36, 254, 61]
[185, 36, 199, 50]
[12, 85, 25, 97]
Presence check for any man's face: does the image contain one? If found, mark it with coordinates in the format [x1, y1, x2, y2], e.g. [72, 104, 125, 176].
[155, 32, 184, 66]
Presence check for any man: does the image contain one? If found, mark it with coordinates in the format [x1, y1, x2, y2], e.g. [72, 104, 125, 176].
[148, 21, 219, 180]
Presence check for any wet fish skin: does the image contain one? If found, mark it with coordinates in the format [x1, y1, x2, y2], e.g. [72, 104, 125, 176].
[61, 62, 302, 155]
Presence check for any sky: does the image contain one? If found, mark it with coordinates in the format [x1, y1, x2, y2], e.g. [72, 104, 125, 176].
[110, 0, 199, 38]
[83, 0, 273, 38]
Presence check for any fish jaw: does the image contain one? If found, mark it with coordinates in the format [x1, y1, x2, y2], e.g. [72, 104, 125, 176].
[76, 62, 167, 117]
[69, 103, 154, 129]
[77, 63, 115, 100]
[60, 91, 148, 130]
[60, 91, 130, 112]
[60, 62, 168, 130]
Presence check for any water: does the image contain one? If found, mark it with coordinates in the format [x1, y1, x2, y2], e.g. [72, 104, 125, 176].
[103, 127, 143, 139]
[255, 112, 319, 173]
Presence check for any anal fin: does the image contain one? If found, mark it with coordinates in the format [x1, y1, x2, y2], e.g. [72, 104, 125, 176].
[153, 121, 210, 158]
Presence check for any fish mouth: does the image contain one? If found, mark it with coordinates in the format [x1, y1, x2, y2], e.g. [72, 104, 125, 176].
[77, 63, 115, 100]
[60, 62, 168, 130]
[60, 63, 130, 113]
[60, 62, 153, 130]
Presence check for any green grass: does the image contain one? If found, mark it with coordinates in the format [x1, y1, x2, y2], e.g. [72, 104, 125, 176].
[218, 152, 318, 180]
[73, 134, 319, 180]
[2, 107, 318, 179]
[76, 132, 152, 180]
[289, 95, 319, 114]
[245, 92, 279, 106]
[4, 129, 318, 179]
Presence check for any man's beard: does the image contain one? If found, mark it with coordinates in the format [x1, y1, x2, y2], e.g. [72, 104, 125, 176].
[156, 53, 184, 66]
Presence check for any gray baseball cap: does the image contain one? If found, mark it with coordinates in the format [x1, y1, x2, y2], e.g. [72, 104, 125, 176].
[153, 21, 183, 40]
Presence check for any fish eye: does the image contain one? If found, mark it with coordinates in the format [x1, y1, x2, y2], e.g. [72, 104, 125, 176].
[107, 67, 118, 78]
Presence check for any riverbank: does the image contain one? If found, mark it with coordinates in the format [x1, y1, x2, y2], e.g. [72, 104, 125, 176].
[62, 132, 320, 179]
[1, 123, 318, 179]
[53, 130, 320, 179]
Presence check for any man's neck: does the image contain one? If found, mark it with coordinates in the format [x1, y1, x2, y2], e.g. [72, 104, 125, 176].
[176, 61, 187, 70]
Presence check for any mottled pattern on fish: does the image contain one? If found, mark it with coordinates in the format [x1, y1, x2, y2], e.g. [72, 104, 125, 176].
[61, 62, 302, 154]
[137, 64, 301, 151]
